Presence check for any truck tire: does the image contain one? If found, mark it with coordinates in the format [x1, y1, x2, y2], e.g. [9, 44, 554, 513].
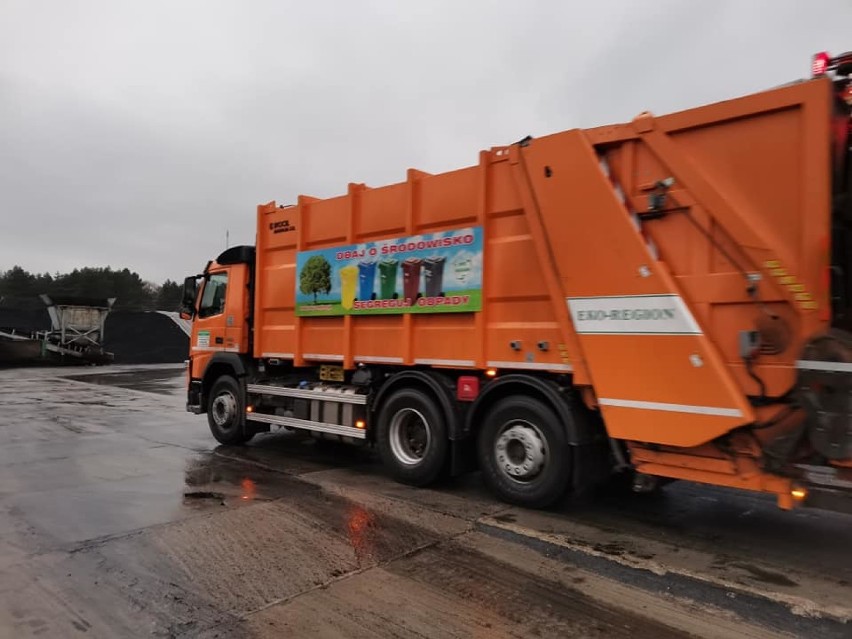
[377, 388, 448, 486]
[207, 375, 253, 445]
[477, 396, 571, 508]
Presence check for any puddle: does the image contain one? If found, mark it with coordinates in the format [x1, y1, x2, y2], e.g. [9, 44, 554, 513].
[183, 452, 313, 507]
[184, 491, 226, 502]
[592, 542, 627, 557]
[730, 562, 799, 588]
[64, 369, 184, 395]
[492, 513, 517, 523]
[181, 451, 440, 567]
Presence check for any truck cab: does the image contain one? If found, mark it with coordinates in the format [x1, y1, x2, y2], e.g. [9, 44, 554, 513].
[182, 246, 254, 415]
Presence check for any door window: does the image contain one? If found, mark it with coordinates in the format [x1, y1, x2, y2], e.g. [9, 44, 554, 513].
[198, 273, 228, 318]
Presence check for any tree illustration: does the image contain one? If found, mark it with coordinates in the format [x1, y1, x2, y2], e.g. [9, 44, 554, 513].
[299, 255, 332, 303]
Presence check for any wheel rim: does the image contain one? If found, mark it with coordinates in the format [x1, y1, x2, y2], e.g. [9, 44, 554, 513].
[494, 419, 548, 483]
[211, 390, 238, 430]
[389, 408, 431, 465]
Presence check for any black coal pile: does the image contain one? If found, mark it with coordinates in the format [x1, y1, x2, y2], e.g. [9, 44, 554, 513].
[104, 312, 189, 364]
[0, 307, 50, 332]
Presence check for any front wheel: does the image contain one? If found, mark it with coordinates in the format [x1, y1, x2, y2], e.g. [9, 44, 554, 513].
[207, 375, 254, 445]
[377, 388, 448, 486]
[477, 396, 571, 508]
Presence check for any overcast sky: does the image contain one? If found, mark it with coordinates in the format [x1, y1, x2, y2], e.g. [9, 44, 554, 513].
[2, 1, 851, 283]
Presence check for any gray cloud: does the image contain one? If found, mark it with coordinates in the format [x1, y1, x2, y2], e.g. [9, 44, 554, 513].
[1, 0, 850, 282]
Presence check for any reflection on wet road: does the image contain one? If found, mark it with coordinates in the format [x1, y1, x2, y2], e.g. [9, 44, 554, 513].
[0, 365, 850, 638]
[65, 367, 185, 395]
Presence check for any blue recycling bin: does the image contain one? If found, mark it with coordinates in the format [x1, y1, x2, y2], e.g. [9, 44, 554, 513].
[358, 260, 377, 300]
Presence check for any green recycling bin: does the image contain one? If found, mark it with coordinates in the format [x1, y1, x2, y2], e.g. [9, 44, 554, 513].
[379, 259, 399, 299]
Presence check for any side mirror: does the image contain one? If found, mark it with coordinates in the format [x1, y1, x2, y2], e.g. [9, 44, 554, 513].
[180, 276, 198, 318]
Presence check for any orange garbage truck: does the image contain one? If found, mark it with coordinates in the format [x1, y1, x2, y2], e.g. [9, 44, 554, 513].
[182, 52, 852, 510]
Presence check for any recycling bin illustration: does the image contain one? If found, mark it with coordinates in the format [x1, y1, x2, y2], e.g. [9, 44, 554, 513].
[379, 259, 399, 299]
[423, 256, 446, 297]
[402, 258, 423, 305]
[358, 260, 377, 300]
[339, 265, 359, 310]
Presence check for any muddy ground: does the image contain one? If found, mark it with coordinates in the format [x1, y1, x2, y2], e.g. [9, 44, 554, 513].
[0, 365, 850, 638]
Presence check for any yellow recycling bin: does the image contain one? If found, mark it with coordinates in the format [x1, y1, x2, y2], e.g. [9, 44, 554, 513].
[339, 265, 359, 310]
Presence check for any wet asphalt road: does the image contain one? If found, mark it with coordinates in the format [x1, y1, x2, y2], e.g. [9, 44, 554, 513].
[0, 365, 850, 638]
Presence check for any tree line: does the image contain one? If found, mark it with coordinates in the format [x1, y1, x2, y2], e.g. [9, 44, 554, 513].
[0, 266, 183, 311]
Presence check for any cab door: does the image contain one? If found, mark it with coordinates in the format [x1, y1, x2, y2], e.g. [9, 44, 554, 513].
[190, 270, 230, 380]
[223, 263, 250, 354]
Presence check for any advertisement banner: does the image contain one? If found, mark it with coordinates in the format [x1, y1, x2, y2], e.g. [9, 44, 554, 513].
[295, 226, 483, 317]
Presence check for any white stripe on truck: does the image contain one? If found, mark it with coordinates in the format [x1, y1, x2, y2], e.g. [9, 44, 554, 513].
[796, 360, 852, 373]
[487, 361, 573, 372]
[303, 353, 344, 361]
[355, 355, 405, 364]
[598, 397, 743, 418]
[414, 358, 476, 367]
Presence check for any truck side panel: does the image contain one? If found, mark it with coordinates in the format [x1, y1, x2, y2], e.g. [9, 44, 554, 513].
[253, 218, 298, 359]
[255, 159, 571, 373]
[254, 78, 833, 452]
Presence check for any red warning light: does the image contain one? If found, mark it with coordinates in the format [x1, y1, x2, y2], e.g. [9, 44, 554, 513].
[812, 51, 831, 77]
[456, 376, 480, 401]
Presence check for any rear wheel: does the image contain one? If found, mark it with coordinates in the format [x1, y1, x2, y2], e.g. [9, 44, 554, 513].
[207, 375, 254, 445]
[477, 396, 571, 508]
[377, 388, 448, 486]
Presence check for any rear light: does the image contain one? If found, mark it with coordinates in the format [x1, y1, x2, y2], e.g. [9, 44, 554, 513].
[813, 51, 831, 77]
[457, 376, 480, 401]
